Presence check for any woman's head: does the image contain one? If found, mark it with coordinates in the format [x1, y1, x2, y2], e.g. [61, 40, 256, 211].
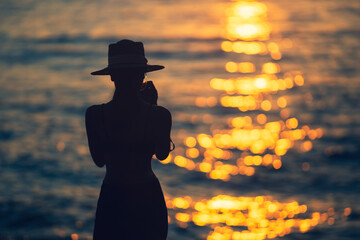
[110, 68, 146, 92]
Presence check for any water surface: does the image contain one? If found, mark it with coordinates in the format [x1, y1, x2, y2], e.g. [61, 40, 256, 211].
[0, 0, 359, 239]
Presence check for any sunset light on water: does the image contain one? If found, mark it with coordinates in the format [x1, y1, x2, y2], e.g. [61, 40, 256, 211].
[161, 0, 322, 181]
[165, 194, 346, 240]
[154, 0, 354, 239]
[0, 0, 359, 239]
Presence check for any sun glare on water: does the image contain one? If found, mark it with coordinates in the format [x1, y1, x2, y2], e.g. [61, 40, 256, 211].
[156, 0, 349, 239]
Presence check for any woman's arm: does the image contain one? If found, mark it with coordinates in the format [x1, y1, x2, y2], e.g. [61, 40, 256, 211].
[85, 105, 106, 167]
[154, 106, 172, 160]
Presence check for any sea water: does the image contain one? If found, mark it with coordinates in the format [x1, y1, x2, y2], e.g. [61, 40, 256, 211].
[0, 0, 359, 239]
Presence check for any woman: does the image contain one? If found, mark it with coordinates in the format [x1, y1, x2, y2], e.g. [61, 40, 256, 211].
[85, 40, 173, 240]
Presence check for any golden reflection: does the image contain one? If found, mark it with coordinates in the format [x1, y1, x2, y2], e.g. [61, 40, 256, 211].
[195, 97, 218, 107]
[222, 41, 267, 55]
[164, 194, 349, 240]
[294, 74, 304, 86]
[225, 1, 270, 41]
[160, 0, 324, 182]
[162, 115, 321, 180]
[271, 51, 282, 60]
[277, 97, 287, 108]
[262, 62, 280, 74]
[225, 62, 256, 73]
[225, 61, 238, 73]
[344, 208, 351, 216]
[210, 73, 303, 95]
[57, 141, 65, 152]
[70, 234, 79, 240]
[185, 137, 197, 147]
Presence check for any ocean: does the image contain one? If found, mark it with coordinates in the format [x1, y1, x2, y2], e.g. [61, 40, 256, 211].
[0, 0, 359, 239]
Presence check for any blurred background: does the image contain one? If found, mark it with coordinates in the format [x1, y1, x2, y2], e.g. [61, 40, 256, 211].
[0, 0, 359, 239]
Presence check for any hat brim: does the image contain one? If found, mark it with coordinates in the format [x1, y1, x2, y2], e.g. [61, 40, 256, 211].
[91, 64, 164, 75]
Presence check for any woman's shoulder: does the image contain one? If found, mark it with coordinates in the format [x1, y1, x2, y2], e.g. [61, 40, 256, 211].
[86, 104, 98, 114]
[85, 104, 105, 121]
[86, 103, 107, 114]
[152, 105, 171, 120]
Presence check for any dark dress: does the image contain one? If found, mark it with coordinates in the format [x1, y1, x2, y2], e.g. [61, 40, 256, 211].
[88, 102, 168, 240]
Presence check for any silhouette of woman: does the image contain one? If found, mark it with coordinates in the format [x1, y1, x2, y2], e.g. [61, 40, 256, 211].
[85, 40, 173, 240]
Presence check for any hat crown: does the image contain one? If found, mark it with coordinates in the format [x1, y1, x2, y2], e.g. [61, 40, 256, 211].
[108, 39, 145, 57]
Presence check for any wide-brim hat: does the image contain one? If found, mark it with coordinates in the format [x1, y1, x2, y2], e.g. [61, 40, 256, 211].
[91, 39, 164, 75]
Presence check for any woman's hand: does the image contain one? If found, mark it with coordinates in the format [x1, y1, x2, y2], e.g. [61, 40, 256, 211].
[140, 81, 158, 105]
